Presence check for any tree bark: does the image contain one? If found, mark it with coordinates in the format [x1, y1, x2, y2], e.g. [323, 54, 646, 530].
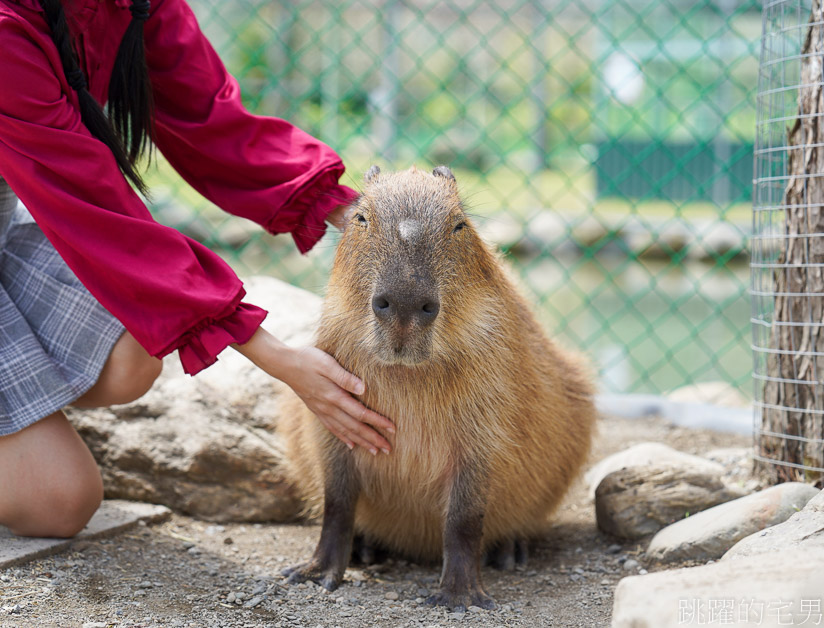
[759, 0, 824, 485]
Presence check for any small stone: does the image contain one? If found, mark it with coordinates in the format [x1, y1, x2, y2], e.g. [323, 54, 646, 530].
[468, 605, 483, 613]
[82, 623, 107, 628]
[622, 559, 639, 571]
[223, 537, 234, 545]
[226, 592, 236, 603]
[243, 596, 264, 608]
[600, 579, 610, 585]
[139, 580, 153, 589]
[416, 587, 430, 597]
[606, 544, 622, 554]
[448, 612, 465, 620]
[251, 583, 268, 595]
[384, 591, 399, 601]
[639, 569, 648, 575]
[346, 569, 367, 582]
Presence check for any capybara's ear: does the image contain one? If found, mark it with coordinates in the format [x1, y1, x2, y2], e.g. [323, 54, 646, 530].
[365, 165, 381, 183]
[432, 165, 456, 182]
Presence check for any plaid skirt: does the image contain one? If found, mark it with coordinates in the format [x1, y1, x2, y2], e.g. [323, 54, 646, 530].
[0, 177, 125, 435]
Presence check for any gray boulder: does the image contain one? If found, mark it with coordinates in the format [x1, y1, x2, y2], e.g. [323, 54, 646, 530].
[67, 276, 320, 523]
[595, 463, 746, 539]
[646, 482, 820, 563]
[613, 547, 824, 628]
[585, 442, 726, 500]
[723, 488, 824, 559]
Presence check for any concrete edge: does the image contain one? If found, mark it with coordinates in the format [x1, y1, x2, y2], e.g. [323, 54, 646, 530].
[0, 501, 171, 570]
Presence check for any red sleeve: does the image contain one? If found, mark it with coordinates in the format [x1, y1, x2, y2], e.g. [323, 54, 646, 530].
[144, 0, 359, 253]
[0, 12, 266, 375]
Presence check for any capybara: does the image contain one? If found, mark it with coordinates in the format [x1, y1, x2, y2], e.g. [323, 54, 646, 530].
[278, 165, 596, 610]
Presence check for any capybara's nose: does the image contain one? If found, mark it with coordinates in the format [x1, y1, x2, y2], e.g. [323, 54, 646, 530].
[372, 292, 440, 326]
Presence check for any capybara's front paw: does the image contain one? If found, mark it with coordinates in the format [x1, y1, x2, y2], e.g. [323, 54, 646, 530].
[280, 560, 344, 592]
[425, 587, 497, 612]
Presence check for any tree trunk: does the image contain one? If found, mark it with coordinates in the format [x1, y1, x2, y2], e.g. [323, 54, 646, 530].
[758, 0, 824, 486]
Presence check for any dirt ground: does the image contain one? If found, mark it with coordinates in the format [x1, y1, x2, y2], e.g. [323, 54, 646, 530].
[0, 415, 750, 628]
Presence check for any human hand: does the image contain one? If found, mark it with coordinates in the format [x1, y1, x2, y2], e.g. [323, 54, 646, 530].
[233, 327, 394, 454]
[325, 204, 351, 231]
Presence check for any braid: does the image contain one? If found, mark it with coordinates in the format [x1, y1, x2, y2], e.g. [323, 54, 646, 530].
[37, 0, 150, 196]
[108, 0, 155, 166]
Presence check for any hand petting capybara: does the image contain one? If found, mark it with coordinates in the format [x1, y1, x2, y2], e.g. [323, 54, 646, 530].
[278, 165, 596, 611]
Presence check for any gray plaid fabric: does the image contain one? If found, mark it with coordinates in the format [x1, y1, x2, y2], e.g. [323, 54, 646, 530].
[0, 177, 124, 435]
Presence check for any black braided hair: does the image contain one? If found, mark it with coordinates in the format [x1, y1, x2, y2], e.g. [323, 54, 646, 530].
[37, 0, 152, 196]
[108, 0, 154, 166]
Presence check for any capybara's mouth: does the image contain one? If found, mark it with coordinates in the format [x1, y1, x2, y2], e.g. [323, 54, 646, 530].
[370, 334, 433, 366]
[370, 322, 434, 365]
[374, 343, 431, 366]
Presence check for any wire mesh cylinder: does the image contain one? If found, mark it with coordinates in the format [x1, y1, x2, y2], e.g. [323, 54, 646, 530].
[753, 0, 824, 484]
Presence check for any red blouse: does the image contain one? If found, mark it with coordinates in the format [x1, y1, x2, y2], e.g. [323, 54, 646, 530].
[0, 0, 358, 374]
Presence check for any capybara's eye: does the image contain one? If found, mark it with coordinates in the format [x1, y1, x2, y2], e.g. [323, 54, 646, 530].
[355, 213, 368, 226]
[453, 221, 466, 234]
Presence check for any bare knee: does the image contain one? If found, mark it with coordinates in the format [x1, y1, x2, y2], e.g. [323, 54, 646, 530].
[74, 332, 162, 408]
[8, 473, 103, 538]
[1, 414, 104, 538]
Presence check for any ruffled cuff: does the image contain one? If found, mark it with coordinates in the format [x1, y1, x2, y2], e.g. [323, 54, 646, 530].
[264, 166, 360, 254]
[169, 300, 268, 376]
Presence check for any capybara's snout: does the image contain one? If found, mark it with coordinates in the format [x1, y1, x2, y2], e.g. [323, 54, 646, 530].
[370, 270, 440, 365]
[371, 286, 440, 328]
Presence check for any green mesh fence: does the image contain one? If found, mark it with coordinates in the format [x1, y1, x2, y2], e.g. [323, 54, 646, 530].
[146, 0, 759, 399]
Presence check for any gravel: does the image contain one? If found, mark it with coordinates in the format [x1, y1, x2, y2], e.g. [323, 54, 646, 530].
[0, 415, 749, 627]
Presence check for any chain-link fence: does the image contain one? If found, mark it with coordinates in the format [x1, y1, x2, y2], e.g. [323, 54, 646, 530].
[146, 0, 760, 399]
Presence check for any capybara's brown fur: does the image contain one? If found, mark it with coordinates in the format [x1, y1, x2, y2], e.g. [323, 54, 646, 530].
[279, 166, 596, 609]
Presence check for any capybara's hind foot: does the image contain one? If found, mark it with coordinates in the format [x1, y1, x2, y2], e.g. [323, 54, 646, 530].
[426, 587, 497, 612]
[351, 534, 385, 565]
[484, 537, 529, 570]
[281, 560, 344, 592]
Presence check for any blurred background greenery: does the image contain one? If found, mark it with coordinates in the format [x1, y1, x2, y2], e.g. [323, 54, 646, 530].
[145, 0, 760, 399]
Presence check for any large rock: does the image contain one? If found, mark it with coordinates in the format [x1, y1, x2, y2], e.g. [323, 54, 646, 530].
[595, 463, 746, 539]
[723, 488, 824, 559]
[585, 442, 726, 499]
[646, 482, 820, 563]
[67, 276, 321, 523]
[612, 547, 824, 628]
